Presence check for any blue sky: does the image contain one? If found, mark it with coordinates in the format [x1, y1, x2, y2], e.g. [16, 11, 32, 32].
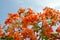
[0, 0, 60, 31]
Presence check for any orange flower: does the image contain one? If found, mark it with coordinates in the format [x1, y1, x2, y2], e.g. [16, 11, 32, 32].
[28, 8, 34, 14]
[40, 13, 46, 20]
[30, 36, 37, 40]
[0, 24, 2, 29]
[42, 20, 48, 28]
[21, 28, 37, 40]
[58, 16, 60, 22]
[29, 14, 39, 22]
[0, 24, 3, 36]
[44, 7, 52, 18]
[51, 19, 56, 25]
[43, 27, 53, 36]
[14, 32, 21, 40]
[7, 27, 14, 32]
[22, 14, 39, 27]
[22, 17, 30, 28]
[1, 7, 60, 39]
[44, 7, 59, 19]
[8, 13, 19, 20]
[8, 30, 14, 38]
[18, 8, 25, 14]
[5, 18, 12, 24]
[23, 17, 30, 24]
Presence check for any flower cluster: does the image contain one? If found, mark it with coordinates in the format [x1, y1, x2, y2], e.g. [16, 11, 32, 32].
[0, 7, 60, 40]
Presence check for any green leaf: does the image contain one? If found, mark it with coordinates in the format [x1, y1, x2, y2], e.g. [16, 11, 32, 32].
[53, 33, 58, 36]
[32, 24, 40, 32]
[43, 36, 48, 40]
[40, 33, 49, 40]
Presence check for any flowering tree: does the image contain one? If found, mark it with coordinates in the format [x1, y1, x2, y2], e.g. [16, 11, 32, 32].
[0, 7, 60, 40]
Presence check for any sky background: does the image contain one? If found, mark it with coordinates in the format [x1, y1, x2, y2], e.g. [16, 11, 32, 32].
[0, 0, 60, 32]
